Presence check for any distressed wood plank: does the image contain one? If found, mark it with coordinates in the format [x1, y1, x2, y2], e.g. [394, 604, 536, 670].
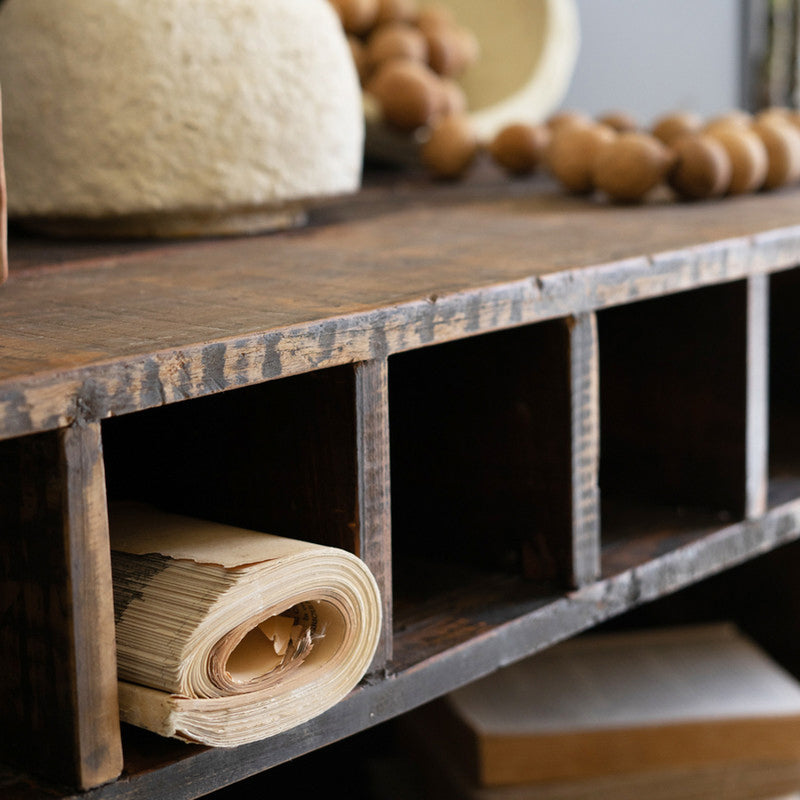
[11, 494, 800, 800]
[568, 313, 600, 586]
[747, 274, 769, 517]
[355, 359, 393, 669]
[3, 186, 800, 441]
[0, 85, 6, 285]
[0, 423, 122, 790]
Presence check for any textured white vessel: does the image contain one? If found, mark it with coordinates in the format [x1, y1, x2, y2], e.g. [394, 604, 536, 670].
[0, 0, 364, 237]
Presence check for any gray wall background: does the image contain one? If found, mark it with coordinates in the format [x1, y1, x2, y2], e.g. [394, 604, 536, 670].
[561, 0, 744, 126]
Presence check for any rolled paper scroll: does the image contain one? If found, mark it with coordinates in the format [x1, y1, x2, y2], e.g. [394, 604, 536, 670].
[110, 503, 382, 747]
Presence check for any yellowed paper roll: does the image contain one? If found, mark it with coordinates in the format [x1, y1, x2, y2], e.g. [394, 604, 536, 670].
[110, 503, 382, 747]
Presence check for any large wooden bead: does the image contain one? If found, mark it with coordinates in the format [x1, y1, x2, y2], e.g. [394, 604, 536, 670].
[707, 127, 768, 195]
[545, 122, 616, 194]
[752, 117, 800, 190]
[592, 132, 674, 202]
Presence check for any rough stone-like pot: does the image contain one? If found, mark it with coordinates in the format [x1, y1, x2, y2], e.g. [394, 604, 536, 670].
[0, 0, 364, 237]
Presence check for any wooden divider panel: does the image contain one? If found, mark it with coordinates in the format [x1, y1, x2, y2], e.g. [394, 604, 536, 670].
[355, 359, 393, 668]
[0, 423, 122, 790]
[747, 275, 769, 518]
[569, 313, 601, 587]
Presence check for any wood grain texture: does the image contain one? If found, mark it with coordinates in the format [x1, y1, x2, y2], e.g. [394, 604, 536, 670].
[61, 423, 123, 789]
[0, 85, 7, 285]
[568, 313, 600, 586]
[747, 275, 769, 518]
[768, 266, 800, 484]
[599, 280, 750, 521]
[388, 320, 574, 589]
[3, 182, 800, 441]
[355, 359, 393, 669]
[11, 495, 800, 800]
[4, 177, 800, 800]
[102, 366, 359, 552]
[0, 423, 122, 790]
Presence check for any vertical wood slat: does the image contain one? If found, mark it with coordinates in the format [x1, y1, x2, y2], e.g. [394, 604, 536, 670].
[747, 274, 769, 518]
[355, 358, 393, 669]
[62, 422, 123, 789]
[0, 422, 122, 790]
[0, 84, 7, 284]
[568, 313, 601, 587]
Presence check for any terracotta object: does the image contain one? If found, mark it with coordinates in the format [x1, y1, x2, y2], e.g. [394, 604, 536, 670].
[0, 0, 364, 238]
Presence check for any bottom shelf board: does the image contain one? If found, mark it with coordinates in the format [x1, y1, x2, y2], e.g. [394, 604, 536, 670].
[6, 491, 800, 800]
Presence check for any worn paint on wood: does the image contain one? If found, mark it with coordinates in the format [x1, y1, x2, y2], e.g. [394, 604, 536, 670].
[747, 275, 769, 518]
[3, 179, 800, 799]
[568, 313, 600, 587]
[3, 186, 800, 442]
[355, 358, 393, 669]
[0, 423, 122, 790]
[0, 85, 7, 285]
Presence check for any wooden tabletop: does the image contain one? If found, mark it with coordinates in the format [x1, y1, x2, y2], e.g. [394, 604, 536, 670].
[2, 171, 800, 441]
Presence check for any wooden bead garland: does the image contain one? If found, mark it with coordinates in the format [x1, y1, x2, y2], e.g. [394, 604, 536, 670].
[330, 0, 478, 132]
[423, 105, 800, 204]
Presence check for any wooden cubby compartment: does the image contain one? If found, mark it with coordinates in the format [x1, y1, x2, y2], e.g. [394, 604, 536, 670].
[598, 280, 753, 574]
[101, 365, 360, 553]
[5, 175, 800, 799]
[388, 319, 586, 662]
[769, 266, 800, 505]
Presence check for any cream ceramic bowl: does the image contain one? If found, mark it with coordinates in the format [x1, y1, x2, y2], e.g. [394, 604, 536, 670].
[450, 0, 580, 140]
[0, 0, 364, 237]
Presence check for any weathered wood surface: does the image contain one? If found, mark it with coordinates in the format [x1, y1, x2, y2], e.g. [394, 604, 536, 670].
[0, 84, 7, 285]
[769, 267, 800, 479]
[0, 423, 122, 789]
[568, 313, 600, 586]
[747, 275, 769, 518]
[3, 180, 800, 441]
[598, 280, 750, 519]
[388, 318, 575, 588]
[355, 358, 393, 669]
[102, 366, 359, 552]
[9, 492, 800, 800]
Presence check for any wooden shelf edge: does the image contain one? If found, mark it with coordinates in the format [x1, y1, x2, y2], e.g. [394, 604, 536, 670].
[9, 493, 799, 800]
[3, 221, 800, 445]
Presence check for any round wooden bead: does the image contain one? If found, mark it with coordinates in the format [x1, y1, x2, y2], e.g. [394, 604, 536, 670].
[488, 123, 551, 175]
[651, 110, 702, 146]
[668, 134, 732, 200]
[421, 114, 479, 179]
[707, 127, 768, 195]
[752, 117, 800, 190]
[545, 123, 616, 194]
[592, 132, 674, 202]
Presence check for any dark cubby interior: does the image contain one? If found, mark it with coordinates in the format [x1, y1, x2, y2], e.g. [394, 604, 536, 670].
[769, 266, 800, 504]
[598, 281, 749, 566]
[101, 366, 359, 553]
[388, 319, 573, 603]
